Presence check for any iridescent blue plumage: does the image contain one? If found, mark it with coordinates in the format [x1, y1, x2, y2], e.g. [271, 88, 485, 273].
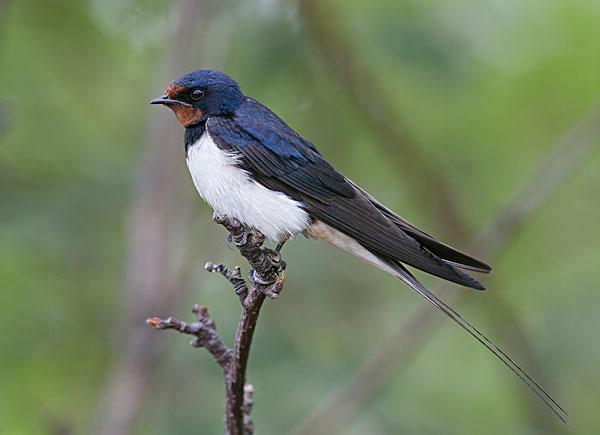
[162, 69, 489, 287]
[150, 69, 568, 423]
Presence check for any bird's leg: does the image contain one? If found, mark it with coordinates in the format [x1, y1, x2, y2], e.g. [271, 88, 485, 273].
[246, 237, 288, 300]
[262, 238, 287, 298]
[274, 238, 288, 254]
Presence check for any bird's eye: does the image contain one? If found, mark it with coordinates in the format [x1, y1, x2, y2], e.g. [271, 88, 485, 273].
[190, 89, 205, 100]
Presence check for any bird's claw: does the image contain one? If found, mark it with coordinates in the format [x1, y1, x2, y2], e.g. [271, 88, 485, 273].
[267, 249, 282, 266]
[262, 274, 285, 299]
[249, 269, 285, 299]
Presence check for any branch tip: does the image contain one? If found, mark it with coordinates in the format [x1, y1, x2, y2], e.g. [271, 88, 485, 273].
[148, 214, 288, 434]
[145, 317, 161, 328]
[192, 304, 209, 318]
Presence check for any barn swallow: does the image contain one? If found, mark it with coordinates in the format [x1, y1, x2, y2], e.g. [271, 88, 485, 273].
[151, 69, 566, 421]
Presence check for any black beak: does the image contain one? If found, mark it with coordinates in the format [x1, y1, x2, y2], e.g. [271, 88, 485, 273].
[150, 95, 192, 107]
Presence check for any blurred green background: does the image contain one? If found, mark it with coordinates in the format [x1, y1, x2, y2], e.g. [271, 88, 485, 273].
[1, 0, 599, 434]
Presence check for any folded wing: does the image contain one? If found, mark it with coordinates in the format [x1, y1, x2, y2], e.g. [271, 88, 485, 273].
[207, 99, 488, 289]
[348, 180, 491, 273]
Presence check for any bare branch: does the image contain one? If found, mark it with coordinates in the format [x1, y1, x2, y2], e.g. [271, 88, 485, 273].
[148, 215, 287, 435]
[212, 214, 286, 434]
[242, 384, 255, 435]
[205, 261, 249, 303]
[292, 104, 600, 435]
[147, 305, 232, 371]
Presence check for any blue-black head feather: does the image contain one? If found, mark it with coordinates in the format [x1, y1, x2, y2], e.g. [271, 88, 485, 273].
[171, 69, 245, 116]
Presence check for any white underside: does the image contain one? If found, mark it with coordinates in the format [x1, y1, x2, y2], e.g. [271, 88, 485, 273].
[186, 131, 311, 242]
[187, 131, 400, 279]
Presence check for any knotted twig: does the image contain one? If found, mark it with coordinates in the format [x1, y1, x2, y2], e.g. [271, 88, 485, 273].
[147, 213, 287, 435]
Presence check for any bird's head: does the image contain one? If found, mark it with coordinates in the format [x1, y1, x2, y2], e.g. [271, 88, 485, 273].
[150, 69, 244, 127]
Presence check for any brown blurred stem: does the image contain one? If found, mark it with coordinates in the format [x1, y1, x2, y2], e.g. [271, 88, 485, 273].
[292, 105, 600, 435]
[148, 214, 286, 435]
[92, 2, 207, 434]
[300, 0, 469, 240]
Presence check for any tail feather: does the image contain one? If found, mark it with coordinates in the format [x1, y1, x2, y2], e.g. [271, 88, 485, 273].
[382, 256, 567, 423]
[310, 219, 567, 422]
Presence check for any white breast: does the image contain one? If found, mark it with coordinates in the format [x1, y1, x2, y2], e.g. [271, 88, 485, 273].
[186, 131, 310, 242]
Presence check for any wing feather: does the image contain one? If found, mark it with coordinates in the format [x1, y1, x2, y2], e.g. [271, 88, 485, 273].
[347, 180, 491, 273]
[207, 100, 486, 289]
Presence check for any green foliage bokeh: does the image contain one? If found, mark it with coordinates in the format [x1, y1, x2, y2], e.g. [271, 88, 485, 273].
[1, 0, 599, 434]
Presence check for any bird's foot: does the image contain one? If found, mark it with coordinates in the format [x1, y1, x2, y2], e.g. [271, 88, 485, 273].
[274, 239, 287, 253]
[249, 267, 285, 299]
[264, 274, 285, 299]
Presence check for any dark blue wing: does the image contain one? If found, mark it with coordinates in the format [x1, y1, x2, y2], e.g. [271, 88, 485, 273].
[207, 98, 486, 289]
[208, 98, 355, 200]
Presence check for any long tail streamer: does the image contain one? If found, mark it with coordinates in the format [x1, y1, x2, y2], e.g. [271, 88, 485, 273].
[391, 262, 568, 423]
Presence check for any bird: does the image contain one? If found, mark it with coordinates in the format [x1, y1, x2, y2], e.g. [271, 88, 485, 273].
[151, 69, 566, 421]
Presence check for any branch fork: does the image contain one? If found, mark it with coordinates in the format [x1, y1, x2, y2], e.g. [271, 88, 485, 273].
[146, 213, 287, 435]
